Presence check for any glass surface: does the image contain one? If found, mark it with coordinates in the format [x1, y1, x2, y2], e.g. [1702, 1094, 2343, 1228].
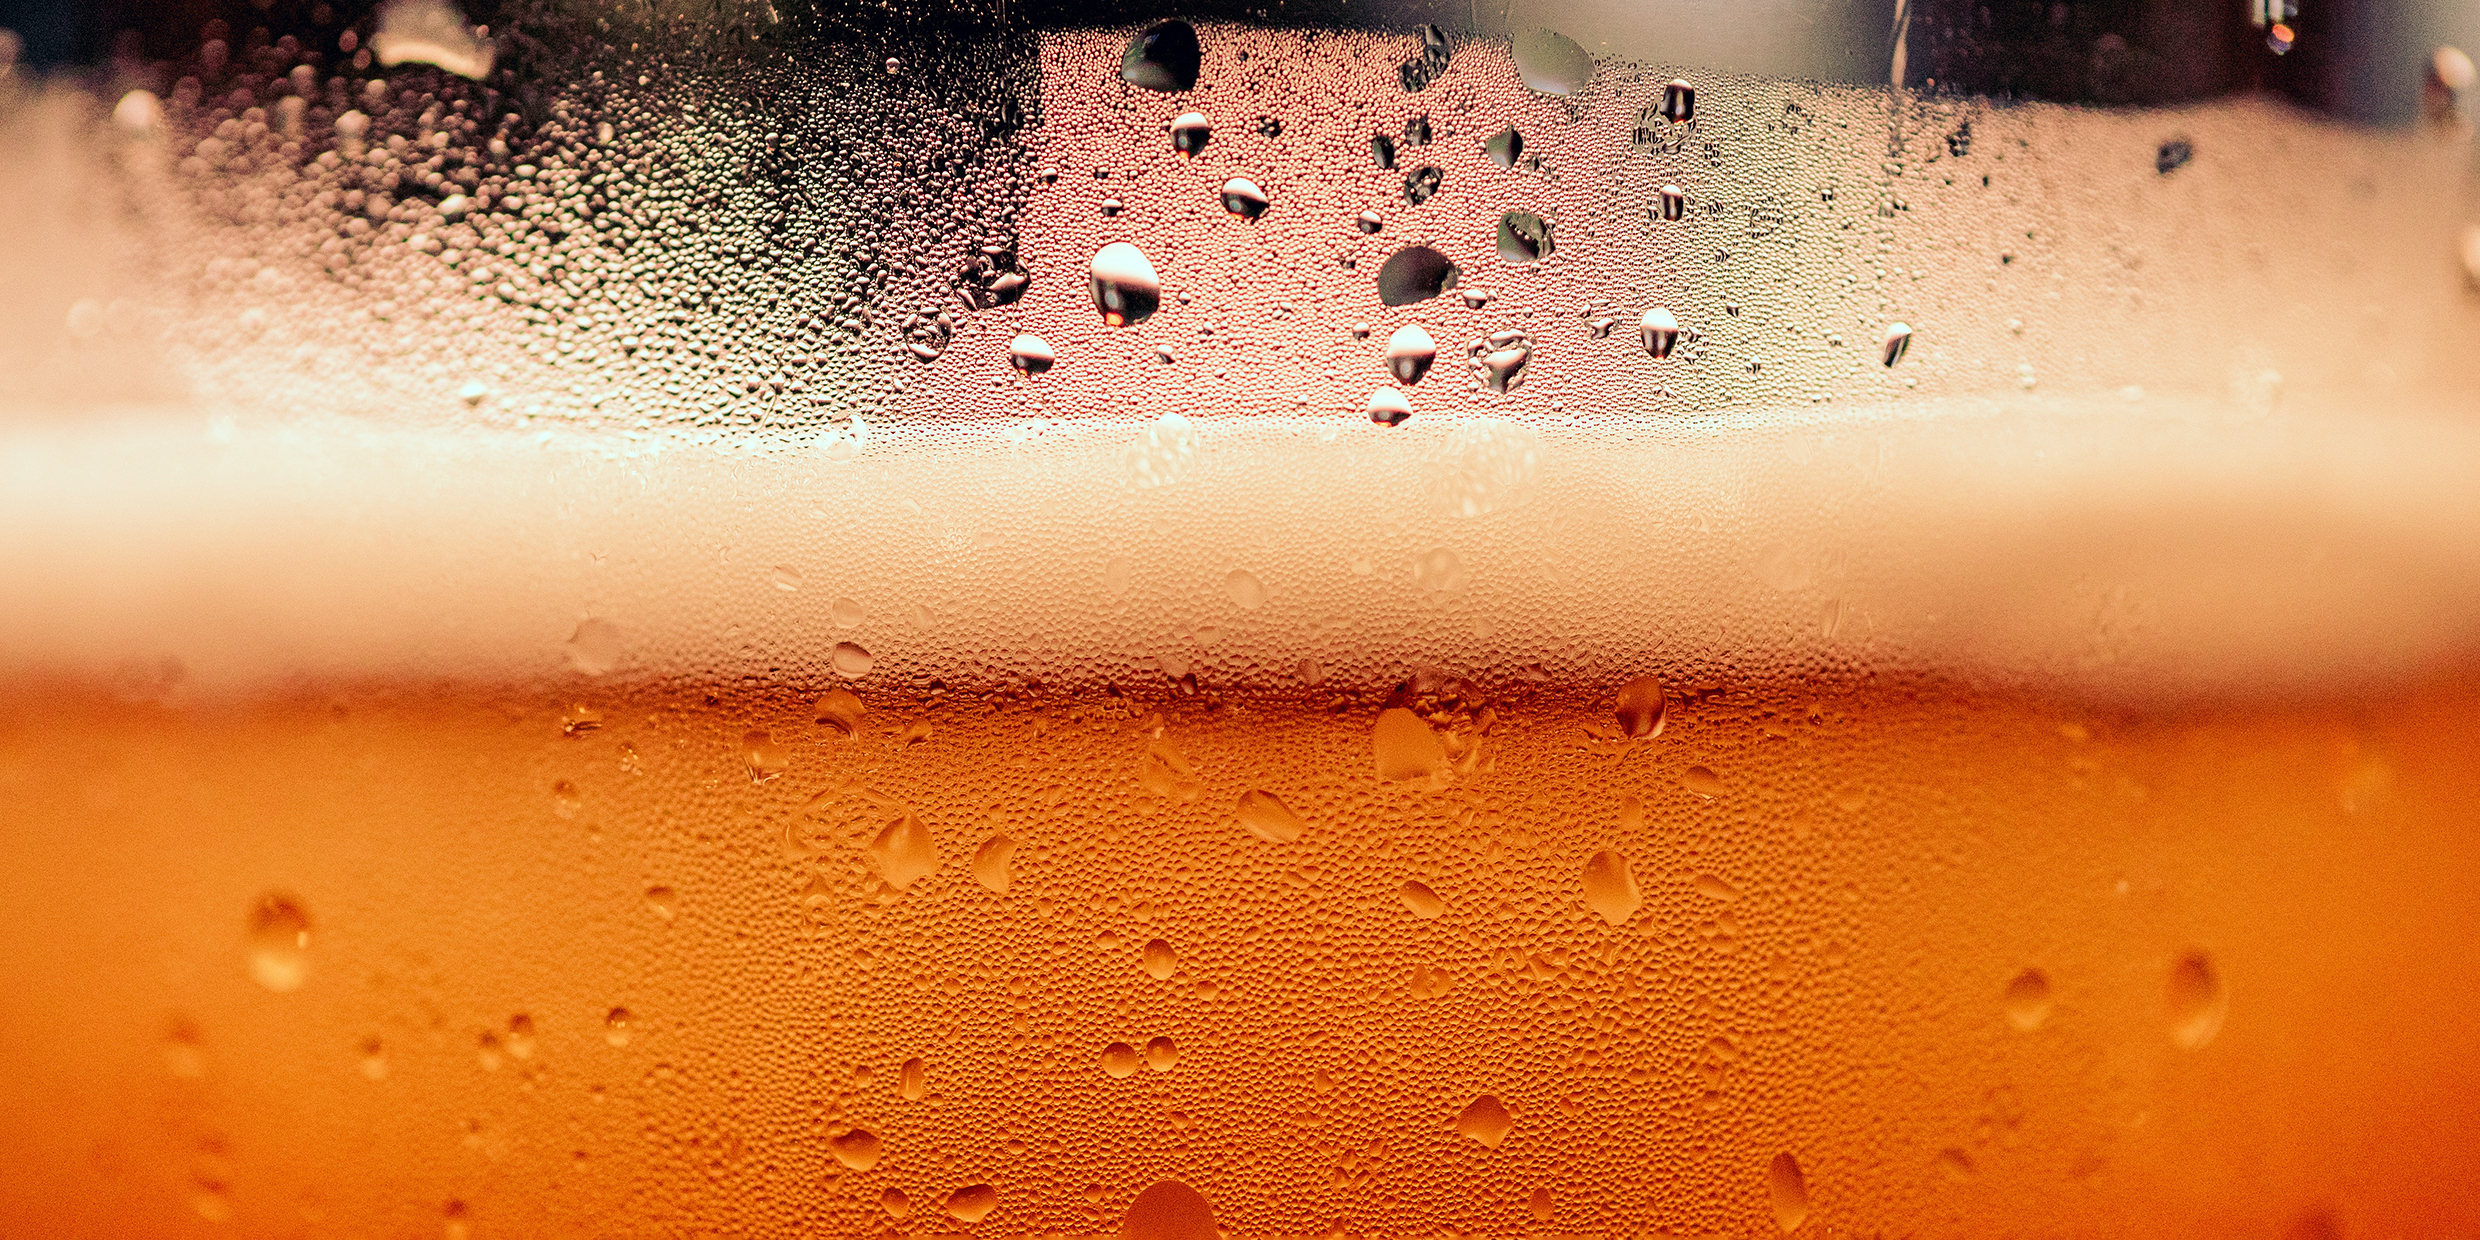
[1, 1, 2478, 1235]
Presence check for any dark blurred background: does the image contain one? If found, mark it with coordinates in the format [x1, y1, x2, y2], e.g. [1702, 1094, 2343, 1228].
[0, 0, 2471, 124]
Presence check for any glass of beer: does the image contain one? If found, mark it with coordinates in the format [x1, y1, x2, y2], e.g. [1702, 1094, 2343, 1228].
[2, 0, 2477, 1235]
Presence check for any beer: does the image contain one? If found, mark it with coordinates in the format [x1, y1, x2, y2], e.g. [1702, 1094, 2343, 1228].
[2, 4, 2478, 1236]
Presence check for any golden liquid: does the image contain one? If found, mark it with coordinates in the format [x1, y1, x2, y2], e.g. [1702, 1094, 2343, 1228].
[3, 669, 2475, 1236]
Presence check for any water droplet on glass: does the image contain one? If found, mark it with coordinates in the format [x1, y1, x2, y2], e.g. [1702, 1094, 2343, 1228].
[2156, 138, 2193, 175]
[565, 617, 623, 676]
[882, 1189, 913, 1220]
[1144, 1035, 1179, 1071]
[1694, 872, 1743, 901]
[1412, 547, 1467, 596]
[1372, 708, 1451, 783]
[1580, 851, 1641, 925]
[1224, 569, 1267, 610]
[1497, 211, 1553, 263]
[1510, 28, 1593, 95]
[1120, 1180, 1217, 1240]
[1466, 330, 1533, 393]
[1683, 765, 1724, 798]
[1008, 334, 1056, 375]
[944, 1184, 1000, 1224]
[604, 1007, 632, 1046]
[900, 1057, 927, 1099]
[1662, 78, 1697, 123]
[971, 835, 1015, 894]
[2004, 968, 2054, 1030]
[869, 811, 941, 889]
[769, 564, 803, 592]
[1377, 247, 1459, 306]
[1937, 1147, 1976, 1180]
[832, 641, 876, 679]
[1091, 243, 1162, 326]
[1402, 165, 1444, 206]
[1219, 178, 1271, 219]
[1656, 183, 1686, 221]
[644, 886, 678, 921]
[816, 688, 868, 737]
[1168, 111, 1211, 157]
[1615, 676, 1667, 737]
[2167, 951, 2226, 1049]
[1370, 133, 1397, 169]
[1399, 22, 1453, 90]
[1356, 209, 1385, 234]
[1384, 325, 1439, 383]
[1640, 308, 1681, 359]
[1452, 1094, 1514, 1147]
[1767, 1152, 1811, 1232]
[1367, 388, 1414, 426]
[1141, 937, 1179, 979]
[1101, 1041, 1142, 1078]
[744, 730, 790, 782]
[1528, 1187, 1555, 1223]
[1485, 125, 1523, 168]
[1880, 322, 1913, 367]
[830, 1128, 884, 1170]
[1235, 789, 1309, 843]
[1120, 21, 1202, 92]
[1409, 962, 1454, 998]
[246, 893, 311, 992]
[1399, 880, 1446, 918]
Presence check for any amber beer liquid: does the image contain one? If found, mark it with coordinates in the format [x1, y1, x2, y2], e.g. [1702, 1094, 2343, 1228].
[3, 5, 2480, 1238]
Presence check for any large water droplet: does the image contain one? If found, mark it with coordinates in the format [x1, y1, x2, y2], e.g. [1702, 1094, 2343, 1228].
[1661, 78, 1697, 124]
[744, 730, 790, 782]
[1009, 334, 1056, 375]
[1219, 178, 1270, 219]
[868, 812, 940, 889]
[644, 886, 679, 921]
[971, 835, 1014, 894]
[1120, 1180, 1217, 1240]
[1120, 21, 1201, 92]
[815, 689, 867, 737]
[246, 893, 311, 992]
[1141, 937, 1179, 979]
[1452, 1095, 1514, 1147]
[832, 641, 876, 679]
[565, 618, 623, 676]
[1614, 676, 1667, 737]
[1511, 29, 1593, 95]
[1369, 133, 1397, 168]
[1378, 247, 1459, 307]
[1144, 1035, 1179, 1071]
[944, 1184, 999, 1224]
[1386, 325, 1437, 382]
[1682, 765, 1724, 798]
[900, 1057, 927, 1099]
[1090, 243, 1162, 326]
[1880, 322, 1913, 367]
[1367, 388, 1413, 426]
[1579, 851, 1641, 925]
[604, 1007, 632, 1046]
[830, 1128, 884, 1170]
[1485, 125, 1523, 167]
[1399, 880, 1446, 918]
[2004, 968, 2054, 1031]
[1235, 789, 1309, 843]
[1640, 308, 1680, 359]
[1101, 1041, 1142, 1077]
[1225, 569, 1267, 610]
[1402, 165, 1444, 206]
[1372, 708, 1450, 783]
[2167, 951, 2226, 1049]
[1655, 183, 1686, 221]
[1497, 212, 1553, 263]
[1168, 111, 1211, 157]
[1356, 209, 1385, 234]
[1466, 330, 1533, 393]
[1767, 1152, 1811, 1232]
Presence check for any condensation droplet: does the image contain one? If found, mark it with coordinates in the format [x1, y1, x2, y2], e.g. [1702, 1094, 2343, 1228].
[1398, 880, 1446, 919]
[1121, 20, 1201, 91]
[604, 1007, 632, 1047]
[1527, 1187, 1555, 1223]
[1101, 1041, 1142, 1078]
[1510, 28, 1593, 95]
[1120, 1180, 1217, 1240]
[972, 835, 1015, 894]
[1615, 676, 1667, 737]
[565, 618, 623, 676]
[1580, 851, 1641, 925]
[816, 688, 867, 736]
[1356, 209, 1384, 233]
[1144, 1035, 1179, 1071]
[1662, 77, 1697, 124]
[944, 1184, 1000, 1224]
[1683, 765, 1724, 798]
[1141, 937, 1179, 979]
[1497, 211, 1553, 263]
[1465, 330, 1534, 394]
[832, 642, 876, 679]
[1485, 125, 1523, 167]
[2168, 951, 2226, 1049]
[1008, 334, 1056, 375]
[1235, 789, 1309, 843]
[1640, 308, 1680, 359]
[744, 730, 790, 782]
[1378, 246, 1459, 305]
[1655, 183, 1686, 221]
[882, 1188, 912, 1220]
[247, 893, 311, 992]
[1767, 1152, 1811, 1233]
[1225, 569, 1267, 610]
[900, 1057, 927, 1100]
[1881, 322, 1913, 367]
[1090, 243, 1163, 326]
[830, 1128, 884, 1170]
[2005, 968, 2054, 1030]
[1372, 708, 1451, 783]
[1367, 387, 1413, 426]
[1452, 1094, 1514, 1147]
[869, 812, 941, 889]
[1219, 178, 1271, 219]
[1386, 324, 1438, 383]
[1168, 111, 1211, 157]
[644, 885, 678, 921]
[769, 564, 803, 592]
